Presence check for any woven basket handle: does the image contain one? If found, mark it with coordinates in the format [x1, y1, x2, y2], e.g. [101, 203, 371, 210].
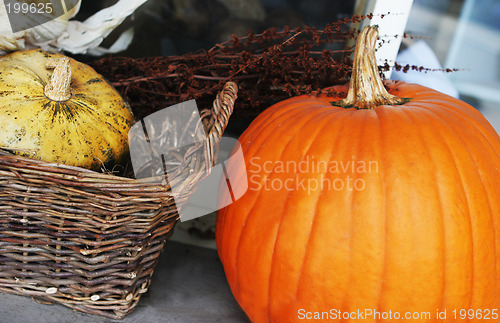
[204, 82, 238, 169]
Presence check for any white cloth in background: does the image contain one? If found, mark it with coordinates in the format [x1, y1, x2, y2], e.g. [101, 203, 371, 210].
[391, 40, 459, 98]
[0, 0, 147, 56]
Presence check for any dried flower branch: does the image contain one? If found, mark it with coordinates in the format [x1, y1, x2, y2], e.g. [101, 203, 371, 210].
[89, 14, 453, 121]
[89, 16, 367, 120]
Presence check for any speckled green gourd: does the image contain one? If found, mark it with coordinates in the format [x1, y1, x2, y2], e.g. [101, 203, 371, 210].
[0, 49, 135, 171]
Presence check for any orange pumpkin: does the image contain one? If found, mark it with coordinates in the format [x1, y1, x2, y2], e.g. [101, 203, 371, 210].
[216, 26, 500, 322]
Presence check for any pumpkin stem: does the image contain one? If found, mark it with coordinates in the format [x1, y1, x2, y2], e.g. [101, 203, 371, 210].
[44, 57, 72, 101]
[332, 25, 409, 109]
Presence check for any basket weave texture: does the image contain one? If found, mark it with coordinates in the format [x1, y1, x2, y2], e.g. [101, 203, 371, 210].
[0, 82, 238, 319]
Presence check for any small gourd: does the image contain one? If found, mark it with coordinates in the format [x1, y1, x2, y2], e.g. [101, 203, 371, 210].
[0, 49, 135, 171]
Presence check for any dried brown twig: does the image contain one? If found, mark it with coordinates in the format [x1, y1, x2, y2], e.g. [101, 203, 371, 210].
[89, 16, 367, 120]
[89, 14, 447, 121]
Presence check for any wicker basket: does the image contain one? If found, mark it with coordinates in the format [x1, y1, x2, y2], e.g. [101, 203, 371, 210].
[0, 82, 238, 319]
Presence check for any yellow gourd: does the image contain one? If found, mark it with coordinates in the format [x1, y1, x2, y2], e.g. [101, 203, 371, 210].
[0, 49, 134, 171]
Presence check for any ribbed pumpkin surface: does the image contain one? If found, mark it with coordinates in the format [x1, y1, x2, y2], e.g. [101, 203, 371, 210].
[216, 80, 500, 322]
